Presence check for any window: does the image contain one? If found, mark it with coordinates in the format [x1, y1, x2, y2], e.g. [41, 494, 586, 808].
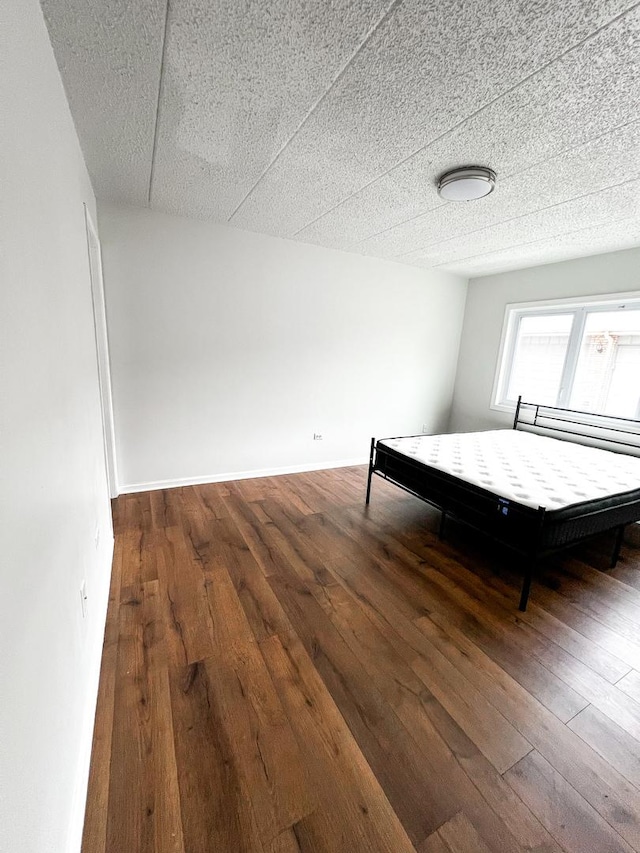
[494, 297, 640, 418]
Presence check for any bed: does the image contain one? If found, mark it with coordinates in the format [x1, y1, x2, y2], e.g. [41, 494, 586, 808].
[365, 398, 640, 610]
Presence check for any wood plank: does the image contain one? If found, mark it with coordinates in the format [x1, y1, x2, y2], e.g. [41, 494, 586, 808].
[111, 494, 125, 536]
[505, 750, 635, 853]
[193, 482, 232, 520]
[268, 478, 318, 517]
[419, 830, 451, 853]
[252, 498, 338, 589]
[545, 570, 640, 650]
[339, 504, 589, 696]
[105, 581, 184, 853]
[413, 690, 561, 853]
[318, 554, 561, 851]
[420, 559, 640, 739]
[264, 826, 305, 853]
[267, 568, 460, 845]
[417, 558, 640, 743]
[207, 514, 295, 643]
[260, 632, 416, 853]
[557, 555, 640, 617]
[529, 585, 640, 674]
[317, 576, 533, 775]
[415, 529, 632, 687]
[169, 659, 264, 852]
[197, 647, 313, 844]
[235, 508, 554, 849]
[284, 556, 559, 851]
[412, 613, 640, 850]
[618, 670, 640, 704]
[118, 528, 158, 590]
[272, 553, 546, 849]
[326, 505, 589, 724]
[435, 812, 495, 853]
[358, 501, 638, 680]
[149, 488, 178, 530]
[154, 527, 213, 666]
[273, 473, 338, 515]
[201, 558, 315, 841]
[269, 536, 553, 852]
[222, 489, 290, 576]
[81, 536, 122, 853]
[568, 704, 640, 791]
[311, 468, 364, 505]
[231, 477, 270, 504]
[443, 526, 640, 675]
[120, 492, 143, 533]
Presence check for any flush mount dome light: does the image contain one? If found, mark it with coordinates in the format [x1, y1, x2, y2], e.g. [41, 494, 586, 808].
[437, 166, 496, 201]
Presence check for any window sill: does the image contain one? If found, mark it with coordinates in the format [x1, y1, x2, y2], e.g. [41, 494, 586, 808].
[490, 402, 516, 415]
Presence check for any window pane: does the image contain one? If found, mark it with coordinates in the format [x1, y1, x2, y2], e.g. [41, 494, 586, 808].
[506, 313, 573, 405]
[570, 309, 640, 417]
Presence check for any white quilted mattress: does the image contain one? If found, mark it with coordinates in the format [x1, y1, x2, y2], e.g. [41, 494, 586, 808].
[379, 429, 640, 511]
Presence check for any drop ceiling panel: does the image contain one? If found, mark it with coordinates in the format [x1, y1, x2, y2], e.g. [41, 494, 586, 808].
[401, 178, 640, 267]
[40, 0, 166, 204]
[297, 9, 640, 254]
[356, 118, 640, 261]
[149, 0, 392, 219]
[441, 218, 640, 277]
[230, 0, 638, 236]
[41, 0, 640, 276]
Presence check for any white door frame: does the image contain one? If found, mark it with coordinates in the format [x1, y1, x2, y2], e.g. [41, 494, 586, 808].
[84, 205, 119, 498]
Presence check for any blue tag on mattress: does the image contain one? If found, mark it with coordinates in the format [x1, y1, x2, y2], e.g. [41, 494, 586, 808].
[497, 498, 510, 516]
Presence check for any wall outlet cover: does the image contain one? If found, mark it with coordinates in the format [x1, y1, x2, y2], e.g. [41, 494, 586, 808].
[80, 580, 88, 619]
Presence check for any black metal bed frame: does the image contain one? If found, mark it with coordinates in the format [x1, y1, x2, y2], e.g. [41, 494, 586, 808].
[365, 397, 640, 611]
[512, 397, 640, 453]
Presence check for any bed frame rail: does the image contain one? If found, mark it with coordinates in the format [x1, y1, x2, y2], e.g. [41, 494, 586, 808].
[513, 396, 640, 456]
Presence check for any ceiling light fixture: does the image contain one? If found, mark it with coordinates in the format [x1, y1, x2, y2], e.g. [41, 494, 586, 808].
[437, 166, 496, 201]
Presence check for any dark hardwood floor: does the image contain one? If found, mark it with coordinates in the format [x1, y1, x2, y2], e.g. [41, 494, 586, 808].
[82, 466, 640, 853]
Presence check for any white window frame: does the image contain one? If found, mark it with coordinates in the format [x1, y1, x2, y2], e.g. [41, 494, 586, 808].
[492, 291, 640, 416]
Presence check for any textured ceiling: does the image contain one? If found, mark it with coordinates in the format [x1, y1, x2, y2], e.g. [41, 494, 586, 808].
[41, 0, 640, 276]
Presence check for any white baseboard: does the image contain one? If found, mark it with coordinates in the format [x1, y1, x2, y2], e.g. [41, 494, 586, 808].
[66, 534, 114, 853]
[119, 456, 369, 495]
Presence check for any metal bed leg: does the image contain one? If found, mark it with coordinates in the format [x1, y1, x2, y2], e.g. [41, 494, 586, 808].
[365, 437, 375, 505]
[519, 558, 535, 612]
[438, 511, 447, 541]
[611, 525, 625, 568]
[520, 507, 545, 612]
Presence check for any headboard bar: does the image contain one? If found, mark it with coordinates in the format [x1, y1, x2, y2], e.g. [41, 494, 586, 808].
[515, 397, 640, 426]
[513, 396, 640, 455]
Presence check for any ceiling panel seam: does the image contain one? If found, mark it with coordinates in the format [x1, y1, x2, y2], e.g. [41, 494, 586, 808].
[394, 174, 640, 259]
[148, 0, 171, 206]
[291, 0, 640, 239]
[365, 116, 640, 249]
[226, 0, 403, 223]
[433, 212, 640, 269]
[354, 201, 445, 245]
[492, 116, 640, 188]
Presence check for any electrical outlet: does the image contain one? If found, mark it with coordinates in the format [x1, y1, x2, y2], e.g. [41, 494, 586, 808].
[422, 424, 430, 434]
[313, 433, 323, 440]
[80, 580, 88, 619]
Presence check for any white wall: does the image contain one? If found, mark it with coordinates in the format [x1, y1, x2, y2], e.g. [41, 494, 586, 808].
[449, 247, 640, 432]
[98, 204, 467, 491]
[0, 3, 114, 852]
